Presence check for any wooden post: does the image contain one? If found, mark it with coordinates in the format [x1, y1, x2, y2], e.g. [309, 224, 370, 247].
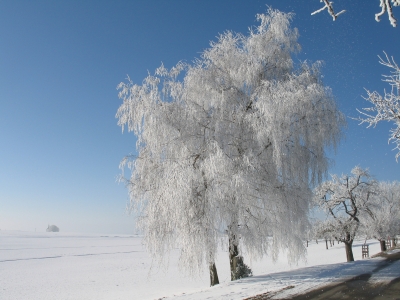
[386, 238, 392, 250]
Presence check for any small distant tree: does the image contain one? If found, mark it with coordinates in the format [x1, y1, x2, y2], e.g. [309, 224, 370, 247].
[313, 219, 336, 249]
[46, 225, 59, 232]
[313, 167, 378, 262]
[117, 8, 344, 285]
[358, 53, 400, 161]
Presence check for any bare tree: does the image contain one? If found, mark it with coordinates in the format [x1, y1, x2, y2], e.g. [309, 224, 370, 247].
[313, 167, 378, 262]
[357, 52, 400, 161]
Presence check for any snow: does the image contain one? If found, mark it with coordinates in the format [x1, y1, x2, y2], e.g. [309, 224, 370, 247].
[0, 230, 397, 300]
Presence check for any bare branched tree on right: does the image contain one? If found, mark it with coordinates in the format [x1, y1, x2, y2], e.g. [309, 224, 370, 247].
[361, 181, 400, 251]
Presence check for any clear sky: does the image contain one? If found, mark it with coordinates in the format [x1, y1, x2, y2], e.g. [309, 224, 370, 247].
[1, 1, 399, 234]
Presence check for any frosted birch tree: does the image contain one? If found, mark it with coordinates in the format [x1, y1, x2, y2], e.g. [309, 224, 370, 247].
[358, 53, 400, 161]
[117, 8, 344, 285]
[313, 167, 378, 262]
[312, 0, 400, 27]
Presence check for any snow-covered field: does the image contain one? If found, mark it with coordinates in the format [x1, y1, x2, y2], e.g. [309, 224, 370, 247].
[1, 230, 397, 300]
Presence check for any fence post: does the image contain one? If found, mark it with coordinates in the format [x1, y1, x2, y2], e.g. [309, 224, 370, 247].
[362, 244, 369, 259]
[386, 238, 392, 250]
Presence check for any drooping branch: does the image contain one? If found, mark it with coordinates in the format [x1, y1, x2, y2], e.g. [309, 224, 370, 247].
[357, 52, 400, 161]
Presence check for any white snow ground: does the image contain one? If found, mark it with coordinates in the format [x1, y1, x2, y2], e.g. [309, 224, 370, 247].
[1, 230, 397, 300]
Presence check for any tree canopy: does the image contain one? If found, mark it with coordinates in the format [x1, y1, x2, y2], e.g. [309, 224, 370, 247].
[117, 8, 345, 280]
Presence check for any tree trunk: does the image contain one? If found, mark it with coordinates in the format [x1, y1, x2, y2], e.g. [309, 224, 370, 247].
[380, 239, 387, 252]
[344, 240, 354, 262]
[392, 238, 397, 247]
[306, 240, 308, 247]
[325, 239, 328, 250]
[209, 262, 219, 286]
[229, 235, 240, 281]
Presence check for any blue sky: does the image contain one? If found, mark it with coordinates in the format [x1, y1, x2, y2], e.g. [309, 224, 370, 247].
[1, 1, 399, 234]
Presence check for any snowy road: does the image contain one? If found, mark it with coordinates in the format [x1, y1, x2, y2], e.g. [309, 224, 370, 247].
[169, 251, 400, 299]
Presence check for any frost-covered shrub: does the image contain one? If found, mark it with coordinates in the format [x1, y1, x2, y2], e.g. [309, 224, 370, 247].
[46, 225, 59, 232]
[233, 257, 253, 279]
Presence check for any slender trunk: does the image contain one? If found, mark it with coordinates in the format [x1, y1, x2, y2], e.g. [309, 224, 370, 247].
[316, 239, 318, 244]
[392, 238, 397, 247]
[325, 239, 328, 250]
[209, 262, 219, 286]
[344, 240, 354, 262]
[306, 240, 308, 247]
[380, 239, 387, 252]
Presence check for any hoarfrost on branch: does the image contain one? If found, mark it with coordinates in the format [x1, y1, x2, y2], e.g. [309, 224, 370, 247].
[357, 52, 400, 161]
[376, 0, 400, 27]
[311, 0, 346, 21]
[312, 0, 399, 27]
